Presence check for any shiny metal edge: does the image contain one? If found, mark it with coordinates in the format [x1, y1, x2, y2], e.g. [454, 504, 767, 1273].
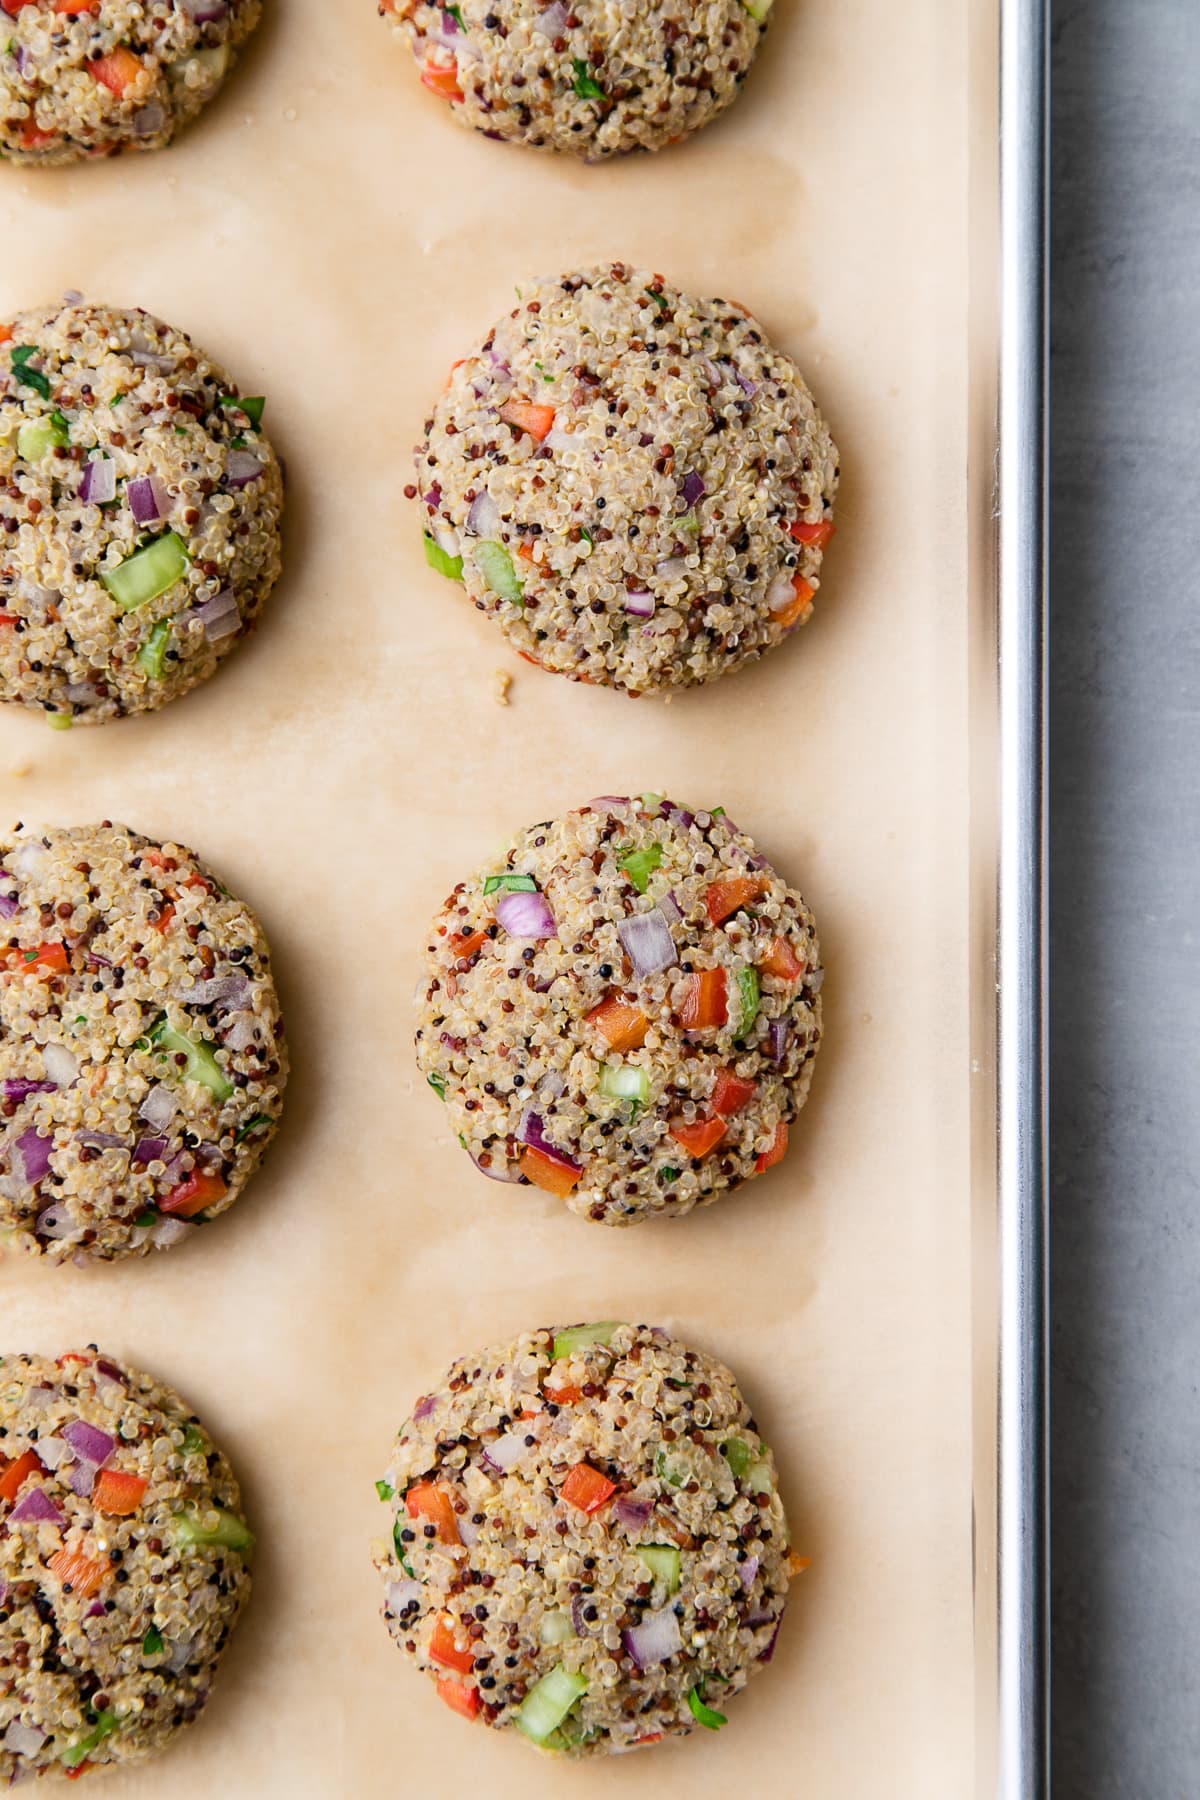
[996, 0, 1049, 1793]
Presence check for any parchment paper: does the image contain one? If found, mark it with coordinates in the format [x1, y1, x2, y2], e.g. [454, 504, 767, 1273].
[0, 1, 980, 1793]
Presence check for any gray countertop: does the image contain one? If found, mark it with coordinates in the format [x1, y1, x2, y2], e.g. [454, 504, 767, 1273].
[1050, 2, 1200, 1793]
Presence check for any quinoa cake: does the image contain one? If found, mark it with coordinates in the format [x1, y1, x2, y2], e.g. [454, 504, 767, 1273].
[1, 0, 260, 165]
[0, 822, 287, 1263]
[0, 1347, 254, 1783]
[373, 1321, 798, 1755]
[415, 796, 822, 1223]
[383, 0, 771, 159]
[414, 263, 838, 695]
[0, 300, 284, 726]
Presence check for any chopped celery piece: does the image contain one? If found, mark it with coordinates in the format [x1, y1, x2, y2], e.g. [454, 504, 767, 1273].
[635, 1544, 681, 1595]
[551, 1322, 621, 1360]
[539, 1609, 576, 1646]
[47, 713, 72, 731]
[617, 843, 662, 894]
[640, 792, 664, 814]
[710, 806, 726, 817]
[142, 1625, 164, 1655]
[599, 1062, 650, 1107]
[174, 1506, 254, 1555]
[475, 539, 524, 605]
[734, 966, 761, 1039]
[483, 873, 537, 894]
[18, 411, 69, 461]
[375, 1479, 394, 1502]
[687, 1686, 727, 1730]
[656, 1448, 686, 1488]
[746, 1460, 774, 1496]
[101, 532, 190, 613]
[742, 0, 774, 17]
[149, 1018, 233, 1101]
[136, 618, 171, 680]
[61, 1709, 118, 1769]
[515, 1664, 588, 1744]
[10, 346, 50, 400]
[423, 533, 463, 582]
[178, 42, 229, 81]
[722, 1437, 752, 1479]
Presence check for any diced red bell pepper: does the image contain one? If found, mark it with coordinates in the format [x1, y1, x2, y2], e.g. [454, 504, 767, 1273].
[93, 1469, 148, 1515]
[789, 518, 836, 551]
[55, 0, 101, 12]
[670, 1115, 727, 1158]
[1, 0, 38, 13]
[47, 1549, 111, 1599]
[159, 1169, 227, 1219]
[499, 399, 556, 443]
[406, 1481, 461, 1545]
[421, 60, 464, 102]
[561, 1462, 616, 1514]
[759, 936, 804, 981]
[88, 47, 142, 96]
[756, 1121, 789, 1173]
[0, 324, 13, 344]
[788, 1550, 813, 1576]
[518, 1145, 581, 1198]
[679, 967, 727, 1031]
[0, 1448, 42, 1502]
[19, 121, 57, 150]
[774, 576, 816, 631]
[443, 357, 466, 392]
[4, 941, 69, 976]
[437, 1676, 481, 1719]
[545, 1383, 582, 1406]
[635, 1732, 665, 1746]
[429, 1614, 475, 1675]
[706, 876, 768, 926]
[449, 928, 488, 965]
[0, 612, 18, 628]
[711, 1069, 758, 1116]
[587, 992, 649, 1053]
[150, 902, 175, 934]
[64, 1764, 93, 1781]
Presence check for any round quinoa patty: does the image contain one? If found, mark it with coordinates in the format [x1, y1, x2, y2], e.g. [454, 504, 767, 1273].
[382, 0, 770, 160]
[0, 822, 287, 1263]
[0, 1347, 254, 1783]
[373, 1322, 796, 1755]
[0, 300, 283, 727]
[415, 796, 822, 1224]
[414, 263, 838, 695]
[0, 0, 259, 165]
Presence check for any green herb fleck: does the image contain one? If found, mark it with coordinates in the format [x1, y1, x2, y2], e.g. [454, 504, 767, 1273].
[393, 1517, 415, 1577]
[483, 872, 537, 894]
[142, 1625, 164, 1656]
[572, 58, 606, 100]
[427, 1071, 447, 1101]
[687, 1686, 728, 1731]
[11, 345, 51, 400]
[234, 1112, 274, 1144]
[376, 1479, 394, 1502]
[645, 288, 669, 312]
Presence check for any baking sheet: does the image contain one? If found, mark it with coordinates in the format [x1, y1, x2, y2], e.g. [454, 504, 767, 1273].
[0, 1, 988, 1793]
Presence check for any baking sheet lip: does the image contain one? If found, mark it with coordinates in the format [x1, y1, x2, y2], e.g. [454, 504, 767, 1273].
[996, 0, 1050, 1795]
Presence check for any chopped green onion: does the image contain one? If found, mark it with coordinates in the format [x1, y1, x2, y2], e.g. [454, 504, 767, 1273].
[423, 533, 464, 582]
[734, 966, 761, 1040]
[17, 412, 69, 461]
[599, 1062, 651, 1108]
[572, 58, 607, 100]
[148, 1017, 233, 1101]
[687, 1685, 728, 1730]
[142, 1625, 164, 1656]
[579, 525, 594, 547]
[234, 1112, 273, 1144]
[446, 2, 465, 23]
[181, 1424, 205, 1455]
[645, 289, 669, 313]
[136, 618, 172, 680]
[552, 1322, 620, 1360]
[660, 1165, 681, 1183]
[375, 1479, 394, 1502]
[174, 1506, 254, 1555]
[61, 1709, 118, 1769]
[722, 1437, 752, 1479]
[617, 843, 662, 894]
[475, 539, 524, 606]
[10, 346, 51, 400]
[427, 1071, 447, 1101]
[635, 1544, 681, 1595]
[219, 394, 265, 425]
[483, 872, 537, 894]
[515, 1664, 588, 1744]
[539, 1609, 576, 1645]
[656, 1448, 686, 1488]
[100, 531, 190, 613]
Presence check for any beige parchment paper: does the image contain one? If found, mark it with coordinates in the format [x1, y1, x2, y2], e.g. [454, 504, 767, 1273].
[0, 0, 982, 1793]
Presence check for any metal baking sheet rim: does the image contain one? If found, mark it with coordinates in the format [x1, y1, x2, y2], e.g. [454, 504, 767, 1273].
[974, 0, 1049, 1795]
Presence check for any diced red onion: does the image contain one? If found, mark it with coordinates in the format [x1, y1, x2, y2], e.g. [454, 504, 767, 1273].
[534, 0, 567, 34]
[681, 471, 706, 507]
[588, 795, 630, 809]
[79, 457, 115, 505]
[808, 966, 825, 994]
[10, 1487, 64, 1527]
[657, 891, 682, 928]
[95, 1359, 126, 1386]
[225, 449, 263, 488]
[34, 1436, 70, 1470]
[15, 1129, 52, 1185]
[495, 889, 556, 940]
[13, 44, 31, 78]
[35, 1205, 75, 1240]
[193, 589, 240, 642]
[413, 1394, 438, 1422]
[165, 1637, 195, 1675]
[64, 682, 100, 705]
[516, 1109, 581, 1172]
[77, 1130, 124, 1151]
[151, 1216, 193, 1249]
[65, 1459, 95, 1497]
[440, 5, 459, 31]
[482, 1431, 529, 1474]
[740, 1555, 760, 1591]
[571, 1594, 591, 1637]
[471, 1150, 519, 1183]
[129, 348, 174, 374]
[133, 1135, 168, 1165]
[63, 1419, 114, 1467]
[759, 1610, 785, 1662]
[767, 569, 797, 612]
[179, 0, 229, 19]
[466, 490, 500, 537]
[176, 973, 249, 1009]
[612, 1495, 654, 1531]
[133, 102, 165, 137]
[422, 484, 442, 509]
[386, 1578, 422, 1614]
[700, 355, 723, 387]
[655, 556, 687, 580]
[537, 1071, 566, 1101]
[542, 426, 574, 453]
[127, 475, 168, 526]
[139, 1082, 176, 1130]
[767, 1019, 790, 1065]
[222, 1013, 258, 1053]
[4, 1718, 46, 1756]
[0, 883, 17, 919]
[622, 1606, 681, 1670]
[617, 909, 677, 978]
[85, 1599, 106, 1618]
[457, 1514, 479, 1547]
[42, 1043, 77, 1088]
[13, 843, 45, 877]
[4, 1078, 55, 1102]
[734, 366, 759, 399]
[664, 804, 694, 830]
[624, 589, 655, 618]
